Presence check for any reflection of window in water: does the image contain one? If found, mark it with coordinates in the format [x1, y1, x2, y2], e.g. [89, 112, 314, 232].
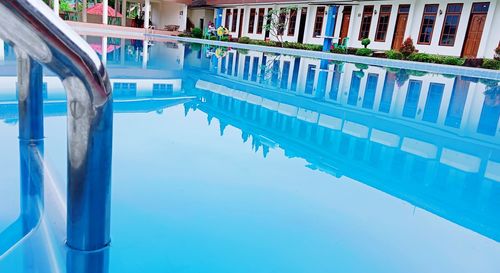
[153, 84, 174, 97]
[113, 82, 137, 98]
[362, 73, 379, 109]
[305, 64, 316, 94]
[402, 80, 422, 118]
[422, 83, 445, 123]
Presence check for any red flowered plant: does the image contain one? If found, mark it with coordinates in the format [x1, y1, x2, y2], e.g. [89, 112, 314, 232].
[400, 37, 416, 59]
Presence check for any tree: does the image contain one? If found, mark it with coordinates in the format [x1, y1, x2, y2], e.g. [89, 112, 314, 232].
[263, 6, 297, 47]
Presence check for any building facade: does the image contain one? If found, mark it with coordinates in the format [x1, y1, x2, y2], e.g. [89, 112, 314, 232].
[191, 0, 500, 59]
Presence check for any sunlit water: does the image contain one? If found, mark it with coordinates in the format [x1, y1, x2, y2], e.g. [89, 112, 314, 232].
[0, 37, 499, 273]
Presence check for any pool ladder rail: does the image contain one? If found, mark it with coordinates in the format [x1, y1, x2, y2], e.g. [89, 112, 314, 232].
[0, 0, 113, 266]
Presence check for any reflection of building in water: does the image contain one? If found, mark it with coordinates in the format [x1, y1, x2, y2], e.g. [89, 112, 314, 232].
[0, 75, 192, 122]
[187, 76, 500, 242]
[185, 45, 500, 141]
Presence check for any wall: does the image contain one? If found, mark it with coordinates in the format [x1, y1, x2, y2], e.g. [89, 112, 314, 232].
[205, 0, 499, 58]
[188, 8, 214, 30]
[154, 2, 188, 31]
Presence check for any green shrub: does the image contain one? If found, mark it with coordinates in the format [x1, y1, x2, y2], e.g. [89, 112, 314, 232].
[305, 44, 322, 51]
[238, 36, 251, 44]
[209, 36, 217, 40]
[220, 36, 230, 42]
[482, 59, 500, 70]
[408, 53, 440, 63]
[355, 48, 373, 56]
[177, 33, 188, 37]
[361, 38, 371, 48]
[400, 37, 416, 59]
[237, 48, 249, 54]
[442, 56, 465, 66]
[385, 50, 403, 60]
[191, 27, 203, 38]
[331, 47, 347, 54]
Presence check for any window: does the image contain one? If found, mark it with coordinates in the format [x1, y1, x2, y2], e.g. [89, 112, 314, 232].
[472, 2, 489, 13]
[288, 8, 297, 36]
[363, 73, 379, 109]
[231, 9, 238, 32]
[375, 5, 392, 42]
[418, 4, 439, 44]
[225, 9, 231, 28]
[257, 8, 265, 34]
[248, 8, 256, 33]
[113, 82, 137, 97]
[439, 4, 463, 46]
[152, 84, 173, 97]
[402, 80, 422, 118]
[422, 83, 444, 123]
[313, 7, 325, 37]
[359, 6, 374, 40]
[278, 8, 287, 35]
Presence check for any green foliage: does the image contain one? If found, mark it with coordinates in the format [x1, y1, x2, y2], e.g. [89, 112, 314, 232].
[407, 53, 464, 66]
[482, 59, 500, 70]
[385, 50, 403, 60]
[400, 37, 416, 59]
[442, 56, 465, 66]
[220, 36, 230, 42]
[209, 36, 217, 40]
[331, 47, 347, 54]
[361, 38, 371, 48]
[177, 33, 188, 37]
[238, 36, 251, 44]
[191, 27, 203, 38]
[60, 0, 73, 12]
[355, 48, 373, 56]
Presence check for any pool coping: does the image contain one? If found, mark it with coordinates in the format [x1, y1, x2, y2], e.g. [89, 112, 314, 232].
[145, 34, 500, 81]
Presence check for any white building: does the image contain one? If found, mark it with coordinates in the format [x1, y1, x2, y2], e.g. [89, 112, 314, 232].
[193, 0, 500, 58]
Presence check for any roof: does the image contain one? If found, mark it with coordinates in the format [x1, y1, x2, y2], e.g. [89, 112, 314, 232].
[87, 3, 122, 17]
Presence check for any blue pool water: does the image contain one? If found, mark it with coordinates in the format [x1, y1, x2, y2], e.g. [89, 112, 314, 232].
[0, 36, 499, 273]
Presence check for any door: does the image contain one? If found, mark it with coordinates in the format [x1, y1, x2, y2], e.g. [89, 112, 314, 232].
[462, 14, 487, 58]
[392, 5, 410, 49]
[339, 6, 351, 39]
[297, 7, 308, 43]
[238, 9, 244, 37]
[199, 18, 204, 30]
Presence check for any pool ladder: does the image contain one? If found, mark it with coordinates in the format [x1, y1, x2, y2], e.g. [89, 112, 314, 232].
[0, 0, 113, 265]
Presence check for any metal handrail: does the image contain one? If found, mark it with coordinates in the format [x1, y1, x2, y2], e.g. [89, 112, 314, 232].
[0, 0, 113, 252]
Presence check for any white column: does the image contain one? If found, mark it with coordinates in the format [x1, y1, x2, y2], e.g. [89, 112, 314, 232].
[53, 0, 59, 15]
[144, 0, 150, 29]
[82, 0, 87, 23]
[121, 0, 127, 26]
[180, 4, 188, 31]
[103, 0, 109, 25]
[101, 36, 108, 65]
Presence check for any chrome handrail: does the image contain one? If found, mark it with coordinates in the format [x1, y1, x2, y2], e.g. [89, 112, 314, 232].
[0, 0, 113, 252]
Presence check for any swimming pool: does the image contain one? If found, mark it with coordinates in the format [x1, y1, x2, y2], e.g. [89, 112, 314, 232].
[0, 36, 499, 273]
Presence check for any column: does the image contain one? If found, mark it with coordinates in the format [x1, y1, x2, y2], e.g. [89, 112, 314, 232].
[180, 4, 188, 31]
[82, 0, 87, 23]
[53, 0, 60, 16]
[322, 5, 339, 52]
[144, 0, 150, 29]
[215, 8, 223, 28]
[120, 38, 125, 65]
[316, 59, 330, 99]
[102, 0, 108, 25]
[121, 0, 127, 26]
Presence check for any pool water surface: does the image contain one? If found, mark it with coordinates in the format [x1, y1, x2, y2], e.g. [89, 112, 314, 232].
[0, 37, 499, 273]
